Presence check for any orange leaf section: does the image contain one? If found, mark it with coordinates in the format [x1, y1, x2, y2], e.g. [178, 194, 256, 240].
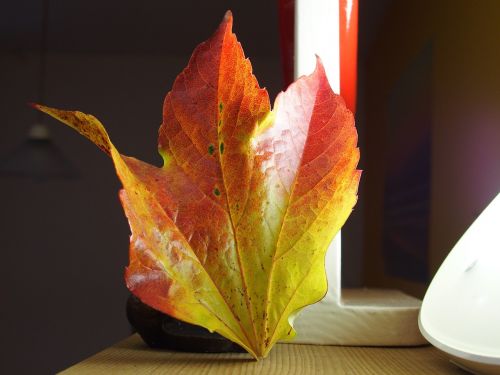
[34, 11, 360, 359]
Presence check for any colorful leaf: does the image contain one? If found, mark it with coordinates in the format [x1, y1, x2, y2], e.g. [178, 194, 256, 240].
[34, 11, 360, 358]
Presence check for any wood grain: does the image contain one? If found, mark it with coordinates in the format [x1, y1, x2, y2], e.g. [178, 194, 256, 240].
[60, 334, 463, 374]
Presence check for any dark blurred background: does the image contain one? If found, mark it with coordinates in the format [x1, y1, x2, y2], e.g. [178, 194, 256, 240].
[1, 0, 500, 373]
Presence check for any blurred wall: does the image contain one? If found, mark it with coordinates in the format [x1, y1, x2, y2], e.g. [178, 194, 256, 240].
[0, 53, 183, 374]
[363, 0, 500, 296]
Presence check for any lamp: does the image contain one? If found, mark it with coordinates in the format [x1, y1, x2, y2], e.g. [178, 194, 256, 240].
[0, 0, 77, 181]
[419, 192, 500, 375]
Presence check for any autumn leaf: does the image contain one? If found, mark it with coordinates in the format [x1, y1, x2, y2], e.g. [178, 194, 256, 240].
[33, 11, 360, 358]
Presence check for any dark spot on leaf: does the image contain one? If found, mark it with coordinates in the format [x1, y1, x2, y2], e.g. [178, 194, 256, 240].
[219, 102, 223, 112]
[213, 187, 221, 196]
[218, 119, 222, 127]
[219, 142, 224, 154]
[208, 144, 215, 155]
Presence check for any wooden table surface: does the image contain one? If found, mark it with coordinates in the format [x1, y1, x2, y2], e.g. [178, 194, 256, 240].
[60, 334, 465, 374]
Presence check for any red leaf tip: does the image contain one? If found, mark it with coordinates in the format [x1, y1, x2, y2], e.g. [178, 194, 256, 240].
[221, 10, 233, 31]
[223, 10, 233, 22]
[313, 55, 326, 77]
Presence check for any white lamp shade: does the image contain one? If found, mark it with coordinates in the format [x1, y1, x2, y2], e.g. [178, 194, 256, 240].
[420, 192, 500, 374]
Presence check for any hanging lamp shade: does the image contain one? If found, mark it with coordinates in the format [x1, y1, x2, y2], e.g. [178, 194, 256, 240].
[0, 124, 77, 180]
[0, 0, 77, 181]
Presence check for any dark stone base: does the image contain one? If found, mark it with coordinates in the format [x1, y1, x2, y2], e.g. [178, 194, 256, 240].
[126, 295, 245, 353]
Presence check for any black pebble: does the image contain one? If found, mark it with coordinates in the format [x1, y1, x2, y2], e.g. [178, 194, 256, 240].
[126, 294, 245, 353]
